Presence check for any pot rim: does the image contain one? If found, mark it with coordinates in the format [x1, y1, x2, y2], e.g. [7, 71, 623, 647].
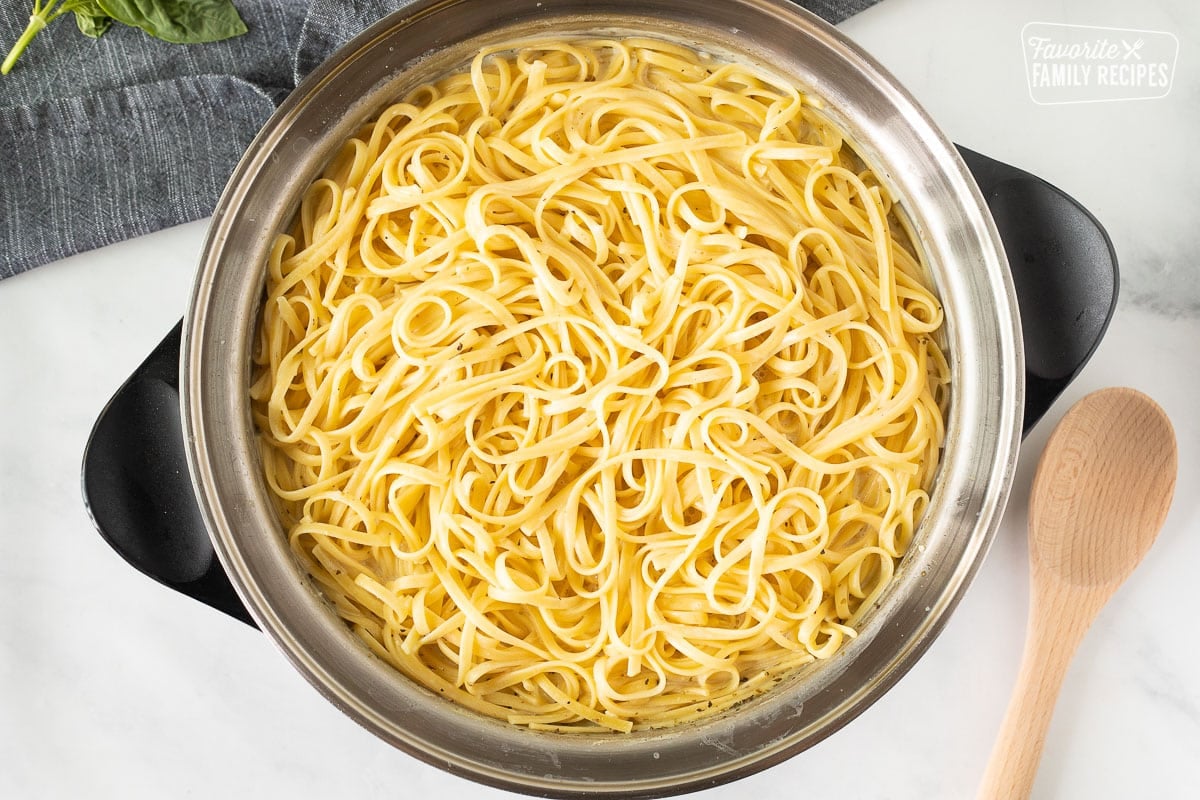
[182, 1, 1023, 796]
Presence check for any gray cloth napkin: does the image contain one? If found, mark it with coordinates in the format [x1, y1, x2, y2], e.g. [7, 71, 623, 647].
[0, 0, 879, 280]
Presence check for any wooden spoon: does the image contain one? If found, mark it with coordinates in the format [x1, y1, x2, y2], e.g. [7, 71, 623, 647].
[978, 387, 1177, 799]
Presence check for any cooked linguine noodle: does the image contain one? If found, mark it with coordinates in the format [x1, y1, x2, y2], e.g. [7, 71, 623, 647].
[250, 37, 948, 732]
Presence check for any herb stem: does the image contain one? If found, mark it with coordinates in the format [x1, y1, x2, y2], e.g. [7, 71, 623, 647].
[2, 1, 74, 75]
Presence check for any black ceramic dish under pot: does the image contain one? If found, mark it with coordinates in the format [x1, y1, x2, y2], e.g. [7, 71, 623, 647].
[81, 2, 1118, 796]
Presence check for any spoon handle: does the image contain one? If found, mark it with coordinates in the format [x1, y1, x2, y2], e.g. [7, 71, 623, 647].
[977, 573, 1107, 800]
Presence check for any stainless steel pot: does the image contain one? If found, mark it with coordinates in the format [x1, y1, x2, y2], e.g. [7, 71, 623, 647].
[82, 0, 1119, 796]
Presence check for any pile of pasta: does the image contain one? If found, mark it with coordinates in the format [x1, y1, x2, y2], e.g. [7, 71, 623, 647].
[250, 37, 948, 732]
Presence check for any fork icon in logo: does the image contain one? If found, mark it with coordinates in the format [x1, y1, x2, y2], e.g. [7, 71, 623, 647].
[1122, 38, 1145, 60]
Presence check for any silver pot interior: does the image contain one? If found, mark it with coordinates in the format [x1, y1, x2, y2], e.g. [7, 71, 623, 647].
[182, 0, 1023, 795]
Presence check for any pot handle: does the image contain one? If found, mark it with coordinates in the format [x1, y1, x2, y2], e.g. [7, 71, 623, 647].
[81, 322, 257, 628]
[81, 149, 1119, 627]
[955, 146, 1118, 432]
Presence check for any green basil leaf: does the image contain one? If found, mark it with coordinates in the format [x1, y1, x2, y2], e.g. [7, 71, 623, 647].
[74, 5, 114, 39]
[96, 0, 248, 44]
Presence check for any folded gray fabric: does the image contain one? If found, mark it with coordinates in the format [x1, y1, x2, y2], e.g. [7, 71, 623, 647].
[0, 0, 880, 281]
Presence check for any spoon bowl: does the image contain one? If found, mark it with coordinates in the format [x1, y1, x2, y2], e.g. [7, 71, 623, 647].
[1028, 389, 1175, 587]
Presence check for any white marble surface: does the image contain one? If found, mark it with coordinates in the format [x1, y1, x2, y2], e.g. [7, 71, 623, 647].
[2, 0, 1197, 797]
